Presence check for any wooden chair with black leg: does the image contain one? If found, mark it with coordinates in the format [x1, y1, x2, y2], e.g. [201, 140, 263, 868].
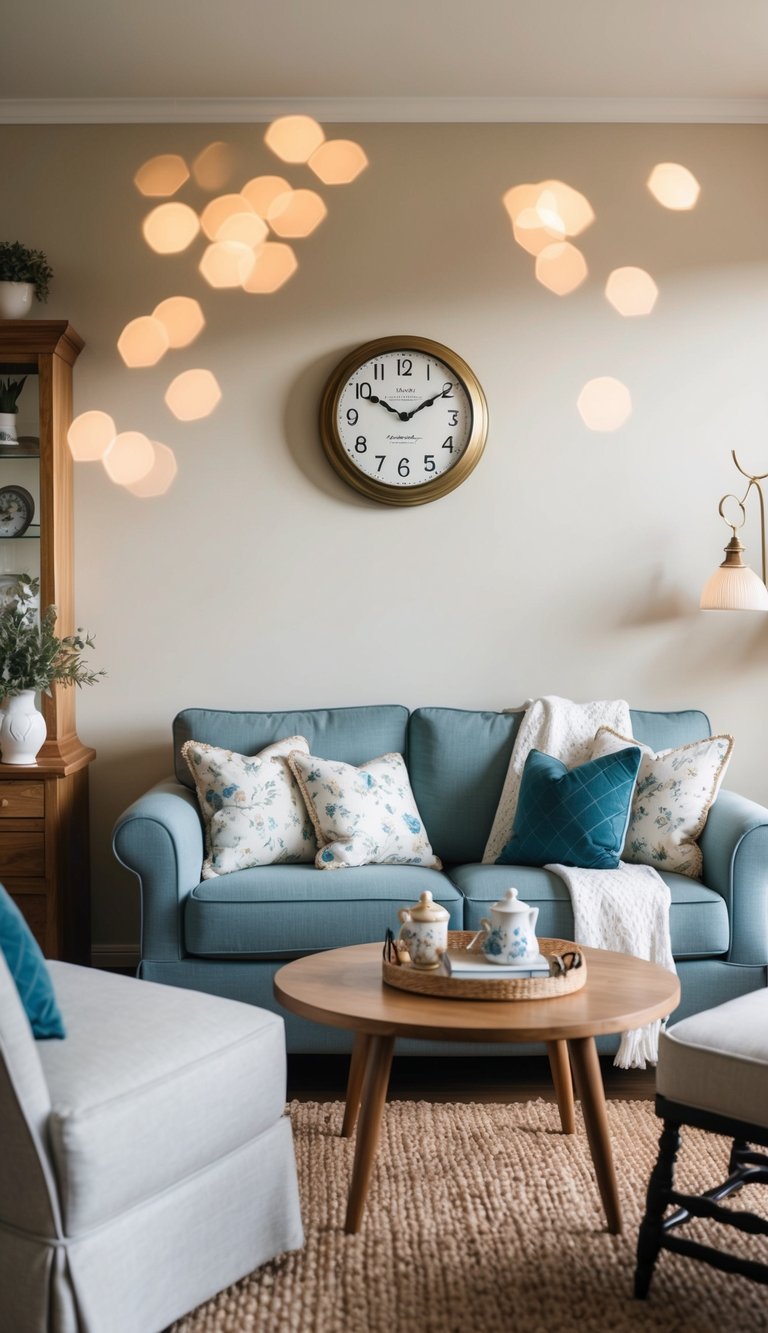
[635, 989, 768, 1299]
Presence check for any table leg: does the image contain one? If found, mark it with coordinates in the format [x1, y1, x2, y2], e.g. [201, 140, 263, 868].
[344, 1033, 395, 1234]
[568, 1036, 622, 1234]
[546, 1039, 575, 1135]
[341, 1032, 371, 1138]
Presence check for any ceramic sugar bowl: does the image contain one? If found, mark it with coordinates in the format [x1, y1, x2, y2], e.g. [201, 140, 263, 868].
[477, 887, 539, 964]
[398, 891, 449, 970]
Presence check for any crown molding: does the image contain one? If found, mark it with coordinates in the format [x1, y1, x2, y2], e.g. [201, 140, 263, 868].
[1, 95, 768, 125]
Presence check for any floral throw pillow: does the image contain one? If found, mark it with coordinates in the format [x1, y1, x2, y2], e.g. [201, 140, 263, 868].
[590, 726, 734, 879]
[286, 750, 442, 870]
[182, 736, 316, 878]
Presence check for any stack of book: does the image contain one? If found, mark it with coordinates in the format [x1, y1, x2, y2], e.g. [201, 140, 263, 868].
[442, 950, 551, 980]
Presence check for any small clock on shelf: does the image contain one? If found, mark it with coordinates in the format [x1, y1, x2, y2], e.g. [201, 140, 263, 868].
[319, 335, 489, 506]
[0, 484, 34, 537]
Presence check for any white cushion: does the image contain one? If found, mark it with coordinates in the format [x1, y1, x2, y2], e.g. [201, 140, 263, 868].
[39, 964, 288, 1235]
[287, 749, 441, 870]
[590, 727, 733, 878]
[657, 989, 768, 1129]
[182, 735, 316, 876]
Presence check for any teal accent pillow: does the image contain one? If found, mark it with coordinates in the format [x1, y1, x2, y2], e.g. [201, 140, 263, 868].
[0, 884, 65, 1039]
[496, 746, 642, 870]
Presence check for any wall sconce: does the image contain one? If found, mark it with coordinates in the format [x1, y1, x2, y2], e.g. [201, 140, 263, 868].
[700, 452, 768, 611]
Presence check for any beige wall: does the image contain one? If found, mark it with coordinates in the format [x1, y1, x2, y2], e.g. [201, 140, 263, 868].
[2, 121, 767, 955]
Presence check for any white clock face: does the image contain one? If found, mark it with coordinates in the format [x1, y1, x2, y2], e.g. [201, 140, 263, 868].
[335, 349, 474, 490]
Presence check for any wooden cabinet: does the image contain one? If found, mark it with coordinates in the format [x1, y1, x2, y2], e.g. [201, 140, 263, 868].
[0, 322, 94, 963]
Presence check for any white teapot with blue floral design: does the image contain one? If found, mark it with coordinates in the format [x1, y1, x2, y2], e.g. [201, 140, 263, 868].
[477, 887, 539, 964]
[398, 890, 449, 970]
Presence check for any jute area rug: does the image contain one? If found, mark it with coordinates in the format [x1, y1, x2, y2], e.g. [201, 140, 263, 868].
[172, 1098, 768, 1332]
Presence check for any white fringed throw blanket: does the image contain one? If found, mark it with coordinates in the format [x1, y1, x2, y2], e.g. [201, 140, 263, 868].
[482, 696, 676, 1068]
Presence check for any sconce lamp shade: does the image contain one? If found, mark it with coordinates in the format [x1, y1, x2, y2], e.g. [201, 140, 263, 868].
[700, 534, 768, 611]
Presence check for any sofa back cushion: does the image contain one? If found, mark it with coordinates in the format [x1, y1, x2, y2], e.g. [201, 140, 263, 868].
[407, 706, 712, 864]
[173, 705, 410, 790]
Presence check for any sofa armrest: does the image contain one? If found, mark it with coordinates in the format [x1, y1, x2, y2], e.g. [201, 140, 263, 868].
[699, 788, 768, 965]
[113, 780, 203, 963]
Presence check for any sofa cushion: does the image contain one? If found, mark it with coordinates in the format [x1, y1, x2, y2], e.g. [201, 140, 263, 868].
[39, 964, 288, 1235]
[173, 705, 409, 790]
[184, 864, 463, 957]
[451, 863, 729, 958]
[657, 989, 768, 1127]
[407, 706, 712, 866]
[0, 884, 65, 1040]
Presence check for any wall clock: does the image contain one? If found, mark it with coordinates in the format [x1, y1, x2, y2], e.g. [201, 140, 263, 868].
[319, 336, 489, 506]
[0, 485, 34, 537]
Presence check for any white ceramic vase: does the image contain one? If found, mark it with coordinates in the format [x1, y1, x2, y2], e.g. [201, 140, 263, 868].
[0, 412, 18, 445]
[0, 282, 34, 319]
[0, 690, 47, 764]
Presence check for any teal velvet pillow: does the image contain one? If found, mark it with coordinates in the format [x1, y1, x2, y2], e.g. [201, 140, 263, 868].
[0, 884, 65, 1039]
[496, 746, 642, 870]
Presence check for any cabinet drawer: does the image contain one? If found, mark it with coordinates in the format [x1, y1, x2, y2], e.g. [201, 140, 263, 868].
[0, 832, 45, 876]
[0, 782, 45, 819]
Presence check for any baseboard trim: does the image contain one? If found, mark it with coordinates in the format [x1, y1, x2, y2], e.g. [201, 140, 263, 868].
[91, 944, 140, 970]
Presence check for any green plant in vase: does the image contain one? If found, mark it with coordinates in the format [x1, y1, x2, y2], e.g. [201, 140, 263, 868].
[0, 241, 53, 319]
[0, 575, 105, 765]
[0, 376, 26, 445]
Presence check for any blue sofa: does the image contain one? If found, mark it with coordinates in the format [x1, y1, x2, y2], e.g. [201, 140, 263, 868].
[113, 704, 768, 1053]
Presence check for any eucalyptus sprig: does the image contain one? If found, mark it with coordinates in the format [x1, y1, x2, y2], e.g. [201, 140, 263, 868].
[0, 575, 105, 700]
[0, 377, 26, 414]
[0, 241, 53, 303]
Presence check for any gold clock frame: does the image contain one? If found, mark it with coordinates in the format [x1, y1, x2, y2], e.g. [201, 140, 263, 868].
[319, 335, 489, 507]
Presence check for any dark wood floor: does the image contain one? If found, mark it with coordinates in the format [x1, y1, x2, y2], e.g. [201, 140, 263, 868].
[287, 1053, 656, 1103]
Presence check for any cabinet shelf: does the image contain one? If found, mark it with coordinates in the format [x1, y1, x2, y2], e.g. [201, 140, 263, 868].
[0, 438, 39, 459]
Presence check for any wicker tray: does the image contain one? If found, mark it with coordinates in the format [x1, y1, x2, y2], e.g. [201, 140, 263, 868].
[382, 932, 586, 1001]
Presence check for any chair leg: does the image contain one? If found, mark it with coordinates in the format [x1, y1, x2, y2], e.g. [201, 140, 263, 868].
[635, 1119, 681, 1299]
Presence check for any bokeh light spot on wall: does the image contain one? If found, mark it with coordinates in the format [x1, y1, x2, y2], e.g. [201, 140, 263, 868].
[512, 208, 564, 257]
[216, 212, 269, 247]
[142, 202, 200, 254]
[535, 243, 588, 296]
[605, 267, 659, 316]
[200, 194, 255, 241]
[502, 183, 540, 224]
[117, 316, 170, 367]
[102, 432, 156, 485]
[124, 442, 178, 497]
[577, 377, 633, 432]
[241, 175, 292, 218]
[67, 410, 117, 461]
[647, 163, 700, 210]
[308, 140, 368, 184]
[134, 154, 189, 197]
[165, 369, 222, 421]
[538, 181, 594, 236]
[199, 241, 256, 288]
[193, 142, 235, 191]
[265, 115, 325, 164]
[267, 189, 327, 238]
[241, 242, 298, 293]
[152, 297, 205, 348]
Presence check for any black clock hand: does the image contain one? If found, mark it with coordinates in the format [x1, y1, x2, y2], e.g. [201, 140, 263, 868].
[369, 395, 410, 422]
[404, 388, 450, 420]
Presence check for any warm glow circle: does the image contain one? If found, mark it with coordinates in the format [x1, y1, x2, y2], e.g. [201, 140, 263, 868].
[102, 432, 156, 485]
[165, 369, 222, 421]
[200, 194, 255, 241]
[512, 209, 563, 256]
[134, 154, 189, 197]
[67, 410, 117, 462]
[605, 267, 659, 317]
[539, 180, 595, 236]
[577, 378, 633, 432]
[124, 442, 178, 497]
[308, 139, 368, 184]
[117, 316, 170, 367]
[199, 241, 256, 288]
[267, 189, 327, 238]
[647, 162, 701, 210]
[142, 202, 200, 254]
[193, 141, 235, 191]
[241, 242, 298, 293]
[265, 115, 325, 164]
[502, 184, 541, 223]
[152, 297, 205, 348]
[241, 176, 292, 218]
[535, 242, 588, 296]
[215, 212, 269, 247]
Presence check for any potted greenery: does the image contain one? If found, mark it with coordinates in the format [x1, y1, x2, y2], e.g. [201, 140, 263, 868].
[0, 376, 26, 446]
[0, 574, 104, 764]
[0, 241, 53, 319]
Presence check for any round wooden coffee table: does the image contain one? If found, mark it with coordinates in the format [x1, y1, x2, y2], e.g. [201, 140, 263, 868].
[275, 942, 679, 1236]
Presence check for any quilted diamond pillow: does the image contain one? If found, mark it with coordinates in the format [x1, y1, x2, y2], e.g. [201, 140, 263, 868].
[182, 736, 316, 877]
[496, 746, 642, 870]
[590, 727, 734, 878]
[286, 750, 441, 870]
